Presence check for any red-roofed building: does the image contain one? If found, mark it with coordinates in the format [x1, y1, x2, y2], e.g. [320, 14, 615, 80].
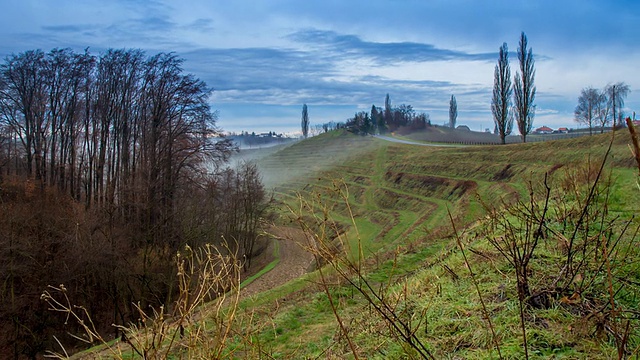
[558, 127, 569, 133]
[535, 126, 553, 134]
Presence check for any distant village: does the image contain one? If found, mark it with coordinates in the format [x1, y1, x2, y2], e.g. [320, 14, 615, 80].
[532, 126, 570, 134]
[457, 124, 572, 135]
[532, 118, 640, 135]
[226, 131, 296, 149]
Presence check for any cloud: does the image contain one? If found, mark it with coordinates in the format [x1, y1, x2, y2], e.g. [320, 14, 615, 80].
[182, 47, 335, 90]
[288, 29, 496, 64]
[183, 18, 215, 32]
[41, 24, 93, 33]
[136, 16, 176, 32]
[179, 27, 498, 113]
[102, 17, 179, 47]
[183, 44, 479, 110]
[2, 0, 639, 134]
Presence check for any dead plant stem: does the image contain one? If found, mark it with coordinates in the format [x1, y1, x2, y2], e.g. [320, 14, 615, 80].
[447, 206, 503, 360]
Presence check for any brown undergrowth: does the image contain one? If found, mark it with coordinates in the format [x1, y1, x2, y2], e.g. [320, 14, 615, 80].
[41, 243, 246, 359]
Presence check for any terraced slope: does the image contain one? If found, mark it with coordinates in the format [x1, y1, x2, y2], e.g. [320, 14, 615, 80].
[257, 130, 635, 257]
[230, 129, 640, 358]
[256, 130, 380, 189]
[70, 129, 640, 359]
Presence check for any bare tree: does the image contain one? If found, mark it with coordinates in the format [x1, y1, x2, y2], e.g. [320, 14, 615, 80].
[414, 112, 430, 129]
[301, 103, 309, 138]
[594, 90, 609, 133]
[514, 32, 536, 143]
[0, 49, 246, 356]
[393, 103, 414, 128]
[491, 42, 513, 144]
[449, 94, 457, 128]
[0, 50, 48, 179]
[574, 86, 601, 135]
[51, 49, 93, 198]
[605, 82, 630, 128]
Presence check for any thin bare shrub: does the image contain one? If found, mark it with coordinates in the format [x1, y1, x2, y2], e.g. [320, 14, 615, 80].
[481, 132, 640, 358]
[626, 117, 640, 177]
[482, 175, 551, 359]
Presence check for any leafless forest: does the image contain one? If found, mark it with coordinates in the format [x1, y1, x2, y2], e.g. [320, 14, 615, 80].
[0, 48, 268, 358]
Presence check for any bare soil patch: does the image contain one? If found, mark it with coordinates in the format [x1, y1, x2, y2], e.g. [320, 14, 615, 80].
[240, 226, 314, 299]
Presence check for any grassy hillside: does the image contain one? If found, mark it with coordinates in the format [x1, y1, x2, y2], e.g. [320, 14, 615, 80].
[231, 129, 640, 359]
[74, 129, 640, 359]
[256, 130, 381, 189]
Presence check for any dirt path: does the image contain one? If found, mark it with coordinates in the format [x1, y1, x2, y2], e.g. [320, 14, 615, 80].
[73, 226, 313, 359]
[240, 226, 314, 299]
[373, 134, 464, 147]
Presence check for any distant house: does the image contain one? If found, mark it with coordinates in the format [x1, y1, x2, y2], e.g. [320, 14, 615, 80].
[535, 126, 553, 134]
[456, 125, 470, 131]
[632, 120, 640, 128]
[557, 127, 569, 133]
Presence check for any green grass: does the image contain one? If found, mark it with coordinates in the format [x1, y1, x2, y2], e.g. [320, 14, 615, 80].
[240, 240, 280, 288]
[80, 129, 640, 359]
[234, 130, 640, 359]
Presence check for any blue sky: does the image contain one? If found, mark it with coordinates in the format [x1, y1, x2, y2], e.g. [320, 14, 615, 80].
[1, 0, 639, 134]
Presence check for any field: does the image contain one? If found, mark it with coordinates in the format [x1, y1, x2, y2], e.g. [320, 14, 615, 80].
[76, 128, 640, 359]
[241, 128, 640, 359]
[387, 125, 591, 145]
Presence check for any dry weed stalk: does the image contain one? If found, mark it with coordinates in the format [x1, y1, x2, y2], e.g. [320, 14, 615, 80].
[289, 179, 435, 359]
[626, 117, 640, 177]
[290, 181, 361, 359]
[40, 284, 115, 359]
[447, 206, 503, 360]
[552, 156, 640, 358]
[41, 243, 242, 359]
[562, 135, 614, 282]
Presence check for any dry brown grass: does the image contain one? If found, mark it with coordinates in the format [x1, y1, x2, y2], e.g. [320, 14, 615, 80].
[42, 244, 244, 359]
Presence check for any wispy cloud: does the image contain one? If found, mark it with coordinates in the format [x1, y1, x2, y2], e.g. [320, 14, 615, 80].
[183, 18, 215, 32]
[183, 44, 481, 109]
[288, 29, 496, 64]
[41, 24, 93, 33]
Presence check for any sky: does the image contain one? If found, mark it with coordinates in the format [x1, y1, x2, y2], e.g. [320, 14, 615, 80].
[1, 0, 639, 135]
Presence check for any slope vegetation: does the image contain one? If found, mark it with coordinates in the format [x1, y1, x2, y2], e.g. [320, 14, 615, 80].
[235, 129, 640, 359]
[74, 129, 640, 359]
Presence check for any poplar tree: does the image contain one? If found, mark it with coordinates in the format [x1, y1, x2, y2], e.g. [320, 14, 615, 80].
[301, 103, 309, 138]
[514, 32, 536, 143]
[449, 95, 457, 128]
[491, 42, 513, 144]
[384, 93, 393, 130]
